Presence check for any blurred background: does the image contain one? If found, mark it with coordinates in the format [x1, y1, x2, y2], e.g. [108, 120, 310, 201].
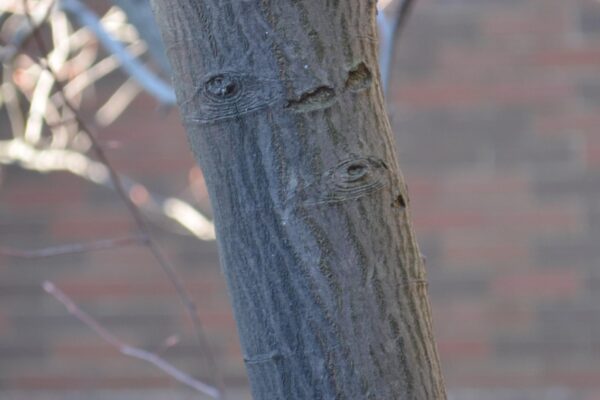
[1, 0, 599, 399]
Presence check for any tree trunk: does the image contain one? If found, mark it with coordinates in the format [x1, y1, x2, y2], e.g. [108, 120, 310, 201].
[151, 1, 446, 399]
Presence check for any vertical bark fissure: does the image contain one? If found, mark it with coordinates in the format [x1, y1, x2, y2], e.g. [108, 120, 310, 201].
[354, 197, 427, 389]
[152, 1, 446, 398]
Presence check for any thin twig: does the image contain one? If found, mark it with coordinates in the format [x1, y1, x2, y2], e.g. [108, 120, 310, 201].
[109, 0, 172, 75]
[1, 67, 26, 138]
[43, 281, 220, 399]
[21, 1, 223, 396]
[95, 77, 142, 126]
[0, 234, 147, 258]
[56, 41, 147, 105]
[23, 8, 70, 144]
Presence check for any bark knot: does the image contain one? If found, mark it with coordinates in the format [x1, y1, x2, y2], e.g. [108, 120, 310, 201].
[205, 74, 240, 100]
[183, 71, 282, 124]
[299, 156, 390, 206]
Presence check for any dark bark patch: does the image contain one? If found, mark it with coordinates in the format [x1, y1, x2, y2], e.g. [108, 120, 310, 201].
[345, 62, 372, 92]
[391, 194, 406, 209]
[285, 86, 336, 112]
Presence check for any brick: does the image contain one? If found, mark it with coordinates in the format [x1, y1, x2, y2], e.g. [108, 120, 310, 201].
[491, 270, 582, 300]
[449, 388, 584, 400]
[53, 279, 219, 299]
[438, 339, 490, 360]
[394, 81, 572, 109]
[543, 371, 600, 388]
[442, 233, 530, 270]
[446, 171, 531, 190]
[437, 48, 520, 82]
[393, 6, 482, 80]
[481, 9, 567, 41]
[532, 48, 600, 67]
[578, 2, 600, 36]
[432, 301, 494, 338]
[414, 202, 584, 239]
[427, 0, 526, 9]
[494, 130, 585, 174]
[584, 390, 600, 400]
[404, 176, 442, 205]
[51, 341, 121, 360]
[577, 79, 600, 105]
[394, 108, 529, 171]
[0, 310, 8, 336]
[533, 112, 600, 137]
[412, 209, 487, 232]
[586, 139, 600, 169]
[489, 301, 535, 335]
[0, 344, 47, 359]
[1, 174, 84, 210]
[523, 136, 583, 173]
[534, 171, 600, 198]
[392, 13, 442, 79]
[6, 375, 172, 390]
[583, 266, 600, 294]
[49, 215, 133, 240]
[537, 301, 600, 342]
[535, 236, 599, 266]
[450, 371, 544, 389]
[429, 273, 489, 299]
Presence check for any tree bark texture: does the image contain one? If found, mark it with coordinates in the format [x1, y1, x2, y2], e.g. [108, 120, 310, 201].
[151, 1, 446, 399]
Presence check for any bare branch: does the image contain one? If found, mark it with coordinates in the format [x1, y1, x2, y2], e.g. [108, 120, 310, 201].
[0, 235, 148, 258]
[59, 41, 147, 103]
[23, 10, 70, 144]
[393, 0, 417, 42]
[95, 77, 142, 126]
[18, 1, 224, 393]
[59, 0, 176, 105]
[0, 0, 55, 63]
[378, 0, 417, 94]
[0, 138, 216, 241]
[110, 0, 172, 75]
[1, 67, 26, 137]
[43, 281, 220, 399]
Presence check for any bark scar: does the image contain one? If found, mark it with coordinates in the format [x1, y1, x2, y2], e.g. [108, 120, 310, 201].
[284, 85, 336, 112]
[244, 349, 288, 364]
[345, 62, 372, 92]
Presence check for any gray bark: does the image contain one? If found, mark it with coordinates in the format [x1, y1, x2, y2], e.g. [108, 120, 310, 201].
[151, 1, 446, 399]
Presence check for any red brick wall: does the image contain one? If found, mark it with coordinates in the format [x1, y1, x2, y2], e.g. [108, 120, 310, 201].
[392, 0, 600, 396]
[1, 0, 599, 398]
